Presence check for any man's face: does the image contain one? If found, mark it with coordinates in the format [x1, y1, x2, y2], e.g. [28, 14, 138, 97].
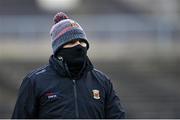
[63, 39, 87, 48]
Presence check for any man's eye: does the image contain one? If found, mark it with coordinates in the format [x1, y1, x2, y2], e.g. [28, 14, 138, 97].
[80, 42, 87, 47]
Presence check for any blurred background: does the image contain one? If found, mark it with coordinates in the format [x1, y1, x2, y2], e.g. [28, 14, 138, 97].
[0, 0, 180, 118]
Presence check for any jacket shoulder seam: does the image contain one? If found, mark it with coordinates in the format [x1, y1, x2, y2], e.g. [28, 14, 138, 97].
[93, 68, 109, 79]
[27, 64, 49, 78]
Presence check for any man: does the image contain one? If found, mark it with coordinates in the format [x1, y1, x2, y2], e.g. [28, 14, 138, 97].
[12, 12, 125, 119]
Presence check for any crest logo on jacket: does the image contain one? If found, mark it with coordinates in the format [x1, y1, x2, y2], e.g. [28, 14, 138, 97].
[92, 89, 100, 100]
[45, 92, 57, 99]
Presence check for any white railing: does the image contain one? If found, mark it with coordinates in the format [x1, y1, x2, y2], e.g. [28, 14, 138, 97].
[0, 14, 179, 41]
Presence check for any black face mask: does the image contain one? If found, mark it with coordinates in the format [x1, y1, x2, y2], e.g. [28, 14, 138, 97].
[56, 45, 87, 75]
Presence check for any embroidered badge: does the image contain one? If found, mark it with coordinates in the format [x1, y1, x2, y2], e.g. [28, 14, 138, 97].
[92, 89, 100, 100]
[45, 92, 57, 99]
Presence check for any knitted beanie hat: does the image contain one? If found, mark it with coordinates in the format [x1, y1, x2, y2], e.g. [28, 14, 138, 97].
[50, 12, 89, 55]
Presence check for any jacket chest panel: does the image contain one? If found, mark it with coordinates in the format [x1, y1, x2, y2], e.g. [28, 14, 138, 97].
[75, 79, 106, 117]
[38, 79, 75, 115]
[37, 76, 106, 118]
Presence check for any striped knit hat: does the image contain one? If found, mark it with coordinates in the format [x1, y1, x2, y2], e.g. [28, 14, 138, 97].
[50, 12, 89, 55]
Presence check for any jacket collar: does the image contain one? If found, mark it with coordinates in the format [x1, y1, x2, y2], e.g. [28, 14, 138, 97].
[49, 55, 93, 79]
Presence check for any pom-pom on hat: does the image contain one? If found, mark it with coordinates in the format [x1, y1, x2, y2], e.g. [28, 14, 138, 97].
[50, 12, 89, 55]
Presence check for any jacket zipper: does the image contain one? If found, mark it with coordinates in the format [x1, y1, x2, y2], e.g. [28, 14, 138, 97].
[73, 79, 79, 118]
